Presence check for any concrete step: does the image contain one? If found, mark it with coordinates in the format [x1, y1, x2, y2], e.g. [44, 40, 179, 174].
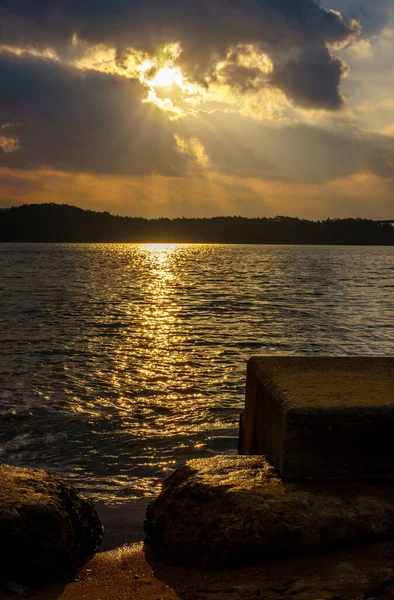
[240, 356, 394, 479]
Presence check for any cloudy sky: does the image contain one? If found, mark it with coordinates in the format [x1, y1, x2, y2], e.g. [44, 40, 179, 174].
[0, 0, 393, 218]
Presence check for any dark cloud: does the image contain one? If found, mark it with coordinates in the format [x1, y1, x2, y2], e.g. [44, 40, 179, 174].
[178, 111, 394, 183]
[270, 47, 348, 110]
[219, 64, 264, 92]
[0, 0, 359, 110]
[0, 52, 186, 176]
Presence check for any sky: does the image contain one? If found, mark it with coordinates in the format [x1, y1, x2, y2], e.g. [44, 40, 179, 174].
[0, 0, 394, 219]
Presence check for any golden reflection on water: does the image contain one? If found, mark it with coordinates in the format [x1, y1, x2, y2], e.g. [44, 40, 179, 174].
[138, 244, 179, 404]
[142, 243, 181, 253]
[111, 243, 183, 408]
[107, 243, 216, 494]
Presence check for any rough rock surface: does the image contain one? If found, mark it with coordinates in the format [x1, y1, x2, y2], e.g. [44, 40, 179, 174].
[145, 455, 394, 568]
[0, 464, 102, 580]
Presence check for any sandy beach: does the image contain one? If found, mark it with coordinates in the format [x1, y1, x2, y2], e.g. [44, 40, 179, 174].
[4, 537, 394, 600]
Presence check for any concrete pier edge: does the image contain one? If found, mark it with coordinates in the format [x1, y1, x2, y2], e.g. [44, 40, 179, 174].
[239, 356, 394, 479]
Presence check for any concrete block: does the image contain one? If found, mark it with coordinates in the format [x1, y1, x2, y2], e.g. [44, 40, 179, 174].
[240, 356, 394, 479]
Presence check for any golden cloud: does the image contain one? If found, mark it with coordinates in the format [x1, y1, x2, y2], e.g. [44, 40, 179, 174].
[0, 136, 19, 153]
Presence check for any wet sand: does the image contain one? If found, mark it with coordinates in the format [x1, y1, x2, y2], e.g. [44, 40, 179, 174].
[28, 544, 184, 600]
[94, 498, 152, 552]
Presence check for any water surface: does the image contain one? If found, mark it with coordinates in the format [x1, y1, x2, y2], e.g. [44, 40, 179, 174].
[0, 244, 393, 502]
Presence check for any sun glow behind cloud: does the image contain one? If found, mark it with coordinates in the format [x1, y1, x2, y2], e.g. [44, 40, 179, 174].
[70, 38, 292, 120]
[73, 39, 205, 116]
[136, 45, 205, 116]
[0, 37, 289, 120]
[0, 38, 205, 117]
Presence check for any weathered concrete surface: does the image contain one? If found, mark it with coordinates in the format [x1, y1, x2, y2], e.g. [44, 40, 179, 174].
[144, 455, 394, 568]
[240, 356, 394, 479]
[0, 464, 102, 580]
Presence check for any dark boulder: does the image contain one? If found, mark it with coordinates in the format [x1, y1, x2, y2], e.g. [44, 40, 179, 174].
[0, 464, 102, 580]
[145, 455, 394, 569]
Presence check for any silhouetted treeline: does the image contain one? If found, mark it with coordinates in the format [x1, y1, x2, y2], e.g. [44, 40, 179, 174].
[1, 203, 394, 245]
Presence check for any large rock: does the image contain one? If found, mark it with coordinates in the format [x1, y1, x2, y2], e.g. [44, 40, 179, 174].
[241, 356, 394, 479]
[145, 455, 394, 568]
[0, 464, 102, 580]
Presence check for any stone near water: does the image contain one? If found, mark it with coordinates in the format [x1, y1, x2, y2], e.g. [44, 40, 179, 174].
[0, 464, 102, 581]
[5, 581, 32, 598]
[144, 455, 394, 569]
[240, 356, 394, 479]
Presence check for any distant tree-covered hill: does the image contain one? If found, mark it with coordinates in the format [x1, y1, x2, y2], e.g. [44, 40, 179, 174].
[0, 203, 393, 244]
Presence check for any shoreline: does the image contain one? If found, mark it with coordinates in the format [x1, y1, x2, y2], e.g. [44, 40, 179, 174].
[94, 498, 152, 552]
[3, 461, 394, 599]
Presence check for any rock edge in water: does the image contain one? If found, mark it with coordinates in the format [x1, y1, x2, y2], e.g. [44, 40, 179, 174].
[145, 455, 394, 569]
[0, 464, 102, 580]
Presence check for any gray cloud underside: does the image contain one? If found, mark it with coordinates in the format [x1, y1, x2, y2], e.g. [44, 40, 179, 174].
[179, 111, 394, 183]
[0, 0, 360, 109]
[0, 53, 186, 176]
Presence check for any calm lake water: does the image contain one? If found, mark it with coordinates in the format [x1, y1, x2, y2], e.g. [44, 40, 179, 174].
[1, 243, 394, 503]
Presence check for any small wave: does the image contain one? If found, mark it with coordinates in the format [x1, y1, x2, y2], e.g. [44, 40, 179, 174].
[0, 433, 33, 454]
[0, 409, 33, 424]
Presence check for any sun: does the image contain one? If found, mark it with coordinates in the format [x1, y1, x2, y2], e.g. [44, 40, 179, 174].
[152, 66, 178, 88]
[134, 44, 204, 116]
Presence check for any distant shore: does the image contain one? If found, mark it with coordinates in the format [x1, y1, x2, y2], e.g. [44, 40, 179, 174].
[1, 203, 394, 244]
